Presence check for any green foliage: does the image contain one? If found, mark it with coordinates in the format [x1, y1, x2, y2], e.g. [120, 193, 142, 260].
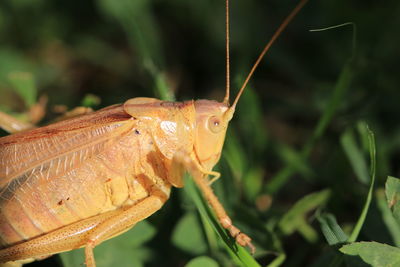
[185, 256, 219, 267]
[7, 72, 37, 107]
[340, 173, 400, 267]
[340, 242, 400, 267]
[172, 212, 207, 254]
[317, 213, 348, 245]
[279, 190, 331, 242]
[184, 175, 261, 267]
[386, 176, 400, 220]
[376, 188, 400, 247]
[348, 125, 376, 243]
[1, 0, 400, 266]
[341, 126, 370, 184]
[81, 93, 101, 108]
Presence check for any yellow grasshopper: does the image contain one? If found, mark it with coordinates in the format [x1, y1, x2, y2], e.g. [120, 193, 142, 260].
[0, 0, 308, 266]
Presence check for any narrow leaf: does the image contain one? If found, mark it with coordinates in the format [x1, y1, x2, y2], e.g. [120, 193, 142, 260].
[184, 174, 261, 267]
[348, 124, 376, 242]
[267, 61, 353, 195]
[340, 128, 369, 184]
[317, 213, 348, 245]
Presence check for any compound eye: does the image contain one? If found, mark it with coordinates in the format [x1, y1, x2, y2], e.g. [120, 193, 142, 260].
[208, 116, 223, 133]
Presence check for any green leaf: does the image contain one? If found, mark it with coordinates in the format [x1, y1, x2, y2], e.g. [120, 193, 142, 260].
[243, 167, 263, 201]
[279, 189, 331, 242]
[340, 128, 369, 184]
[376, 188, 400, 247]
[315, 124, 376, 267]
[385, 176, 400, 221]
[266, 252, 286, 267]
[172, 212, 207, 254]
[224, 130, 246, 179]
[340, 242, 400, 267]
[277, 143, 313, 178]
[185, 256, 219, 267]
[81, 94, 101, 108]
[7, 72, 37, 107]
[0, 49, 33, 83]
[235, 83, 268, 152]
[317, 212, 348, 245]
[154, 71, 174, 101]
[60, 221, 156, 267]
[386, 176, 400, 208]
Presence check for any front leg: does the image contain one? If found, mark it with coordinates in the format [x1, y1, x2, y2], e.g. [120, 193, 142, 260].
[172, 151, 255, 253]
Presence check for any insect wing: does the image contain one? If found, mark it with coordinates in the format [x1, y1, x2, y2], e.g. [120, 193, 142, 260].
[0, 105, 133, 201]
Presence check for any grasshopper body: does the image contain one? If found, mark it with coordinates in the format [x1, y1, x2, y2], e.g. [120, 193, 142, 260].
[0, 98, 235, 266]
[0, 0, 308, 265]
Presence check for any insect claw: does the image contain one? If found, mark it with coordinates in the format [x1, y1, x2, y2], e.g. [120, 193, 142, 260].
[207, 171, 221, 185]
[235, 232, 255, 254]
[224, 223, 255, 253]
[248, 242, 256, 255]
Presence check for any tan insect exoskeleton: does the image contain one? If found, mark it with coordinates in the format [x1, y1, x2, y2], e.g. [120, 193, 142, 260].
[0, 0, 308, 266]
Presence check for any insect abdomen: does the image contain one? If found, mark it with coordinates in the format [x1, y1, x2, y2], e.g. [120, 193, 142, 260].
[0, 124, 171, 248]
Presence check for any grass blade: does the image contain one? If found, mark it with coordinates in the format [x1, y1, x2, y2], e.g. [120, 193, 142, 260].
[340, 128, 370, 184]
[348, 124, 376, 242]
[266, 61, 353, 194]
[184, 174, 261, 267]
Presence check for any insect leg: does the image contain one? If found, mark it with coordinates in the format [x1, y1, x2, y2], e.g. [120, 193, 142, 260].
[0, 257, 37, 267]
[0, 194, 165, 265]
[0, 95, 47, 133]
[206, 172, 221, 185]
[0, 211, 115, 263]
[172, 151, 255, 253]
[52, 106, 93, 122]
[0, 111, 35, 133]
[84, 194, 166, 267]
[192, 171, 255, 253]
[172, 150, 221, 186]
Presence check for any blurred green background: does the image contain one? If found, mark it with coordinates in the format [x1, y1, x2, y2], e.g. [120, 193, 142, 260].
[1, 0, 400, 266]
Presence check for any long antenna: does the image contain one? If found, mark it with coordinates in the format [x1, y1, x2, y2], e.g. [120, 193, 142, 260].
[223, 0, 231, 104]
[229, 0, 309, 110]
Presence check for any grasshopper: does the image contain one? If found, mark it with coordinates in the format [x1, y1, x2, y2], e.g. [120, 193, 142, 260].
[0, 0, 307, 266]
